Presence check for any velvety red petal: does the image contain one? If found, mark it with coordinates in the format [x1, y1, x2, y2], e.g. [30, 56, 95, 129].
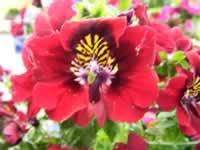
[11, 71, 35, 102]
[194, 143, 200, 150]
[22, 45, 34, 70]
[151, 22, 175, 52]
[113, 143, 127, 150]
[176, 105, 197, 135]
[26, 33, 63, 56]
[116, 26, 156, 74]
[104, 91, 146, 123]
[157, 75, 187, 111]
[47, 145, 70, 150]
[47, 88, 88, 121]
[32, 80, 66, 110]
[171, 27, 192, 51]
[127, 68, 158, 108]
[190, 113, 200, 133]
[60, 17, 127, 51]
[94, 100, 107, 127]
[134, 4, 149, 25]
[186, 51, 200, 75]
[48, 0, 75, 31]
[25, 34, 72, 81]
[34, 13, 53, 37]
[127, 133, 147, 150]
[176, 38, 192, 51]
[72, 106, 94, 127]
[179, 125, 197, 136]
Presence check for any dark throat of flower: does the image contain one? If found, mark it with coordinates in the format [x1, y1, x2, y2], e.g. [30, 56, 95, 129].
[182, 76, 200, 117]
[70, 33, 118, 103]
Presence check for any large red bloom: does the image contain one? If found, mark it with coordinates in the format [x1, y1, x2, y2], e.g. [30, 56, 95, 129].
[113, 133, 147, 150]
[23, 16, 158, 126]
[158, 51, 200, 135]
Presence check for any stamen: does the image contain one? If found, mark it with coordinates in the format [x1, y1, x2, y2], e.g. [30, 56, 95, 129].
[70, 33, 119, 103]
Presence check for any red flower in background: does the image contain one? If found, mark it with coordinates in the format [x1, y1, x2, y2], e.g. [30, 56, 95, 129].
[195, 143, 200, 150]
[10, 21, 24, 37]
[0, 101, 36, 145]
[34, 0, 75, 36]
[158, 51, 200, 135]
[47, 145, 70, 150]
[32, 0, 42, 7]
[113, 133, 147, 150]
[24, 16, 158, 127]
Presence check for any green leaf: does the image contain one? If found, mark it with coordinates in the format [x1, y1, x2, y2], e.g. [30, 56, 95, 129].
[159, 51, 168, 60]
[19, 142, 35, 150]
[172, 51, 186, 64]
[178, 60, 191, 70]
[155, 61, 168, 76]
[118, 0, 131, 11]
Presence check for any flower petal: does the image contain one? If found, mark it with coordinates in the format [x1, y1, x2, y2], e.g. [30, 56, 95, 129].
[72, 106, 94, 127]
[158, 75, 187, 111]
[177, 105, 197, 135]
[104, 91, 146, 123]
[48, 0, 75, 31]
[33, 80, 66, 110]
[116, 26, 156, 74]
[111, 68, 158, 109]
[60, 17, 127, 51]
[47, 89, 88, 121]
[127, 133, 147, 150]
[186, 51, 200, 75]
[34, 13, 53, 36]
[128, 68, 158, 108]
[11, 71, 35, 102]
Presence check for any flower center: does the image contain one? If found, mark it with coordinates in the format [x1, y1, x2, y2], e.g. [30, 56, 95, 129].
[181, 77, 200, 117]
[70, 34, 118, 103]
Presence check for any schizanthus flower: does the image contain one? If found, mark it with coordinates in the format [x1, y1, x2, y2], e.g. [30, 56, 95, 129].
[158, 51, 200, 135]
[12, 0, 158, 127]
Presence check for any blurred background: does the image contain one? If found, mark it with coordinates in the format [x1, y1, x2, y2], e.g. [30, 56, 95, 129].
[0, 0, 30, 74]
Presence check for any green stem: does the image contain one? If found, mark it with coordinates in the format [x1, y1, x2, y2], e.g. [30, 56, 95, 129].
[147, 140, 200, 146]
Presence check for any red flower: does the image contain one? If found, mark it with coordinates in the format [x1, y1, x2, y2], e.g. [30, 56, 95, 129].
[195, 143, 200, 150]
[132, 4, 192, 57]
[10, 21, 24, 37]
[3, 121, 25, 145]
[113, 133, 147, 150]
[158, 51, 200, 135]
[34, 0, 75, 36]
[47, 145, 70, 150]
[0, 102, 34, 145]
[24, 16, 158, 126]
[32, 0, 42, 7]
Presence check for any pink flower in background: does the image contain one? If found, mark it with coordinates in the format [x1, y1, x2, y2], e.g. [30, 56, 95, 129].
[181, 0, 200, 15]
[143, 108, 157, 127]
[158, 6, 180, 21]
[185, 19, 193, 32]
[3, 121, 26, 145]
